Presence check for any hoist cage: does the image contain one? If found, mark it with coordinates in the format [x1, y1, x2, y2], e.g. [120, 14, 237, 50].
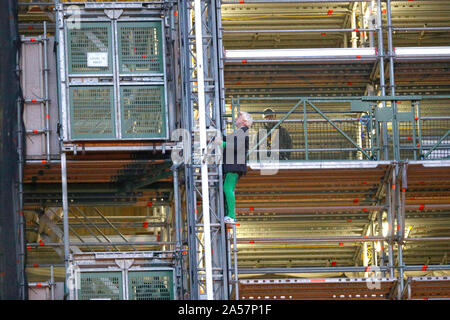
[56, 3, 169, 141]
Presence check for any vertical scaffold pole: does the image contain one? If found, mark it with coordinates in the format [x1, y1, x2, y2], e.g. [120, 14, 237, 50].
[386, 0, 399, 161]
[173, 166, 184, 299]
[376, 0, 389, 160]
[193, 0, 214, 300]
[43, 21, 51, 163]
[61, 151, 70, 298]
[16, 49, 26, 299]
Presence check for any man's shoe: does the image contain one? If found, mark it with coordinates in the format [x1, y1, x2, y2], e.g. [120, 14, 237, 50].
[224, 216, 236, 224]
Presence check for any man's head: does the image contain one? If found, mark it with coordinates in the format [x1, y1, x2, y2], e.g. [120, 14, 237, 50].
[263, 108, 276, 121]
[236, 111, 253, 128]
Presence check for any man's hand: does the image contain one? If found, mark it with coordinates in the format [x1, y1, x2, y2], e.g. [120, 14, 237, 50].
[213, 135, 223, 146]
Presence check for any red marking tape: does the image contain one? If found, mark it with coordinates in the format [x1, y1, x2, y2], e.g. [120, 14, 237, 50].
[397, 225, 401, 232]
[147, 201, 153, 207]
[39, 241, 44, 246]
[174, 11, 178, 17]
[339, 242, 344, 246]
[27, 246, 32, 250]
[37, 283, 42, 288]
[353, 198, 359, 204]
[382, 9, 387, 14]
[46, 114, 50, 119]
[143, 222, 148, 228]
[365, 266, 370, 272]
[356, 55, 362, 59]
[392, 185, 396, 190]
[249, 207, 254, 211]
[33, 129, 38, 133]
[31, 38, 36, 42]
[182, 250, 187, 255]
[354, 29, 359, 32]
[310, 279, 325, 283]
[362, 181, 367, 185]
[41, 160, 47, 164]
[321, 32, 327, 36]
[28, 26, 33, 30]
[415, 116, 419, 121]
[331, 261, 337, 266]
[402, 188, 406, 193]
[419, 204, 425, 211]
[249, 240, 255, 244]
[241, 60, 247, 64]
[31, 99, 37, 103]
[407, 136, 412, 140]
[347, 82, 353, 85]
[347, 219, 353, 223]
[362, 208, 368, 212]
[236, 223, 240, 227]
[328, 10, 333, 15]
[33, 264, 38, 268]
[421, 265, 428, 271]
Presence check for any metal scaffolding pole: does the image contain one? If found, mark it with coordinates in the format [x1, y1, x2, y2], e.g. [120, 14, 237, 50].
[376, 0, 389, 160]
[16, 53, 27, 300]
[60, 151, 70, 299]
[43, 21, 51, 163]
[386, 0, 399, 161]
[172, 166, 184, 299]
[223, 28, 376, 34]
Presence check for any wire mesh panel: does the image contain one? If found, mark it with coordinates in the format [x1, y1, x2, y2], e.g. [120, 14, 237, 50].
[78, 272, 123, 300]
[67, 22, 112, 74]
[128, 270, 174, 300]
[118, 22, 163, 74]
[247, 117, 372, 161]
[398, 120, 417, 160]
[420, 118, 450, 159]
[69, 86, 116, 139]
[120, 86, 166, 139]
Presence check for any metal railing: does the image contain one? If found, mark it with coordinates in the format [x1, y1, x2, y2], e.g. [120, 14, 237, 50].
[228, 96, 450, 162]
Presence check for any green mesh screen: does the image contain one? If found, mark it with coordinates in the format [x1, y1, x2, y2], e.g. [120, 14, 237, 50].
[69, 86, 116, 139]
[118, 21, 163, 74]
[120, 86, 166, 139]
[128, 271, 173, 300]
[67, 22, 112, 74]
[78, 272, 123, 300]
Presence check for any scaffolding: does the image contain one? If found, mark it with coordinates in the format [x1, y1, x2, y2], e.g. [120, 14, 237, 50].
[9, 0, 450, 300]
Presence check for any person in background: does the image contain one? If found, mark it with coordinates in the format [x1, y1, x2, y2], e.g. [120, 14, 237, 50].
[216, 111, 253, 224]
[260, 108, 293, 160]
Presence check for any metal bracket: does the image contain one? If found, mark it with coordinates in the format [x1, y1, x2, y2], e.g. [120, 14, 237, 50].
[115, 259, 134, 270]
[104, 9, 123, 20]
[375, 107, 393, 122]
[351, 100, 373, 112]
